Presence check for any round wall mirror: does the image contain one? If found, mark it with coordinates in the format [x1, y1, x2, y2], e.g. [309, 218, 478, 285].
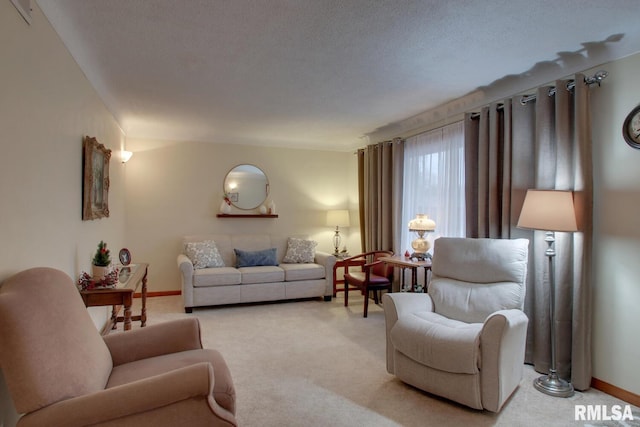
[223, 164, 269, 210]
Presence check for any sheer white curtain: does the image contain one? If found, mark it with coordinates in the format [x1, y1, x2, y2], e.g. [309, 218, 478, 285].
[401, 121, 465, 256]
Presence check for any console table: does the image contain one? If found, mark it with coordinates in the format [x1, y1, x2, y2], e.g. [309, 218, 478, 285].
[80, 263, 148, 332]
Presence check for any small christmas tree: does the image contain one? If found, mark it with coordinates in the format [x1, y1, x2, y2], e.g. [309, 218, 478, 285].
[92, 241, 111, 266]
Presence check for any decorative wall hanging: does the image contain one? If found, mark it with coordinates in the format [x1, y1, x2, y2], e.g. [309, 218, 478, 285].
[82, 136, 111, 220]
[217, 164, 278, 217]
[622, 104, 640, 149]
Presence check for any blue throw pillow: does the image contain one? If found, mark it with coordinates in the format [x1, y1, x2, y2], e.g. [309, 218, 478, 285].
[234, 248, 278, 267]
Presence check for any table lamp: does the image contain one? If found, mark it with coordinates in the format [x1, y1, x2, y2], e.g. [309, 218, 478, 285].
[408, 214, 436, 260]
[326, 210, 350, 255]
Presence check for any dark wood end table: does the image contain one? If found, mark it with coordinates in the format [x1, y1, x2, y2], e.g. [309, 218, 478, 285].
[379, 256, 431, 292]
[333, 255, 367, 297]
[80, 263, 148, 332]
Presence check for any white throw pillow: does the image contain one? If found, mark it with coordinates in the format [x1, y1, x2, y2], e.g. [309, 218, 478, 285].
[185, 240, 225, 269]
[282, 238, 317, 263]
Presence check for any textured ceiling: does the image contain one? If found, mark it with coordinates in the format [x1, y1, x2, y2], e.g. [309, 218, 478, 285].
[37, 0, 640, 151]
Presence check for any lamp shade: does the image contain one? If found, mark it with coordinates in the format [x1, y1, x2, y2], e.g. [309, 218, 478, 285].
[326, 210, 350, 227]
[517, 190, 577, 232]
[121, 150, 133, 163]
[408, 214, 436, 232]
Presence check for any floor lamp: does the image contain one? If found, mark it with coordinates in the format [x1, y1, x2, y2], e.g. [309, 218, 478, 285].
[517, 189, 578, 398]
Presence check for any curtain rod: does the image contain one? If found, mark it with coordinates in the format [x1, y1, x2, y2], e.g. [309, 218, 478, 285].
[354, 138, 402, 154]
[470, 70, 608, 119]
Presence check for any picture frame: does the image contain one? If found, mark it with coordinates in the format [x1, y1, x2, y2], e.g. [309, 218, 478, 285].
[119, 248, 131, 266]
[82, 136, 111, 220]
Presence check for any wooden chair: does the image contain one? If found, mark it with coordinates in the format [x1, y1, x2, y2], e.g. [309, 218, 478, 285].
[343, 251, 394, 317]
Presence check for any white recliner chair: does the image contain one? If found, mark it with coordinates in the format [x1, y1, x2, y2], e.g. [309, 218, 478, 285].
[383, 237, 529, 412]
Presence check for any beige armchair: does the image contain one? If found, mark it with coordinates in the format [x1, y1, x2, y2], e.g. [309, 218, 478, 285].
[0, 267, 237, 427]
[383, 237, 529, 412]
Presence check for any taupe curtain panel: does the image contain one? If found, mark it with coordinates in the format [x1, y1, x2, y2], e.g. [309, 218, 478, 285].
[357, 139, 404, 253]
[464, 74, 593, 390]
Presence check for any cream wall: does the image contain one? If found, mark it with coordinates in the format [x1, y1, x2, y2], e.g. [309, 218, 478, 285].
[125, 138, 359, 293]
[1, 3, 126, 424]
[588, 53, 640, 396]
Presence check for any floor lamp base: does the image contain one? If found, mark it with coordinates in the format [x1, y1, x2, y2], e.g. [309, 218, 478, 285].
[534, 372, 575, 397]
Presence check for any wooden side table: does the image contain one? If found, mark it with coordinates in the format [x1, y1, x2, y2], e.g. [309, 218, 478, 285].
[379, 256, 431, 292]
[332, 256, 366, 297]
[80, 263, 148, 332]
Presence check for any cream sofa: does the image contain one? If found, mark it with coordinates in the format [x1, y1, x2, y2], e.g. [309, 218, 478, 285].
[178, 234, 336, 312]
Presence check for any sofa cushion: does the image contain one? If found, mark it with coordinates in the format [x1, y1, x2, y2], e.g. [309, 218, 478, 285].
[280, 263, 325, 281]
[238, 266, 285, 284]
[282, 238, 317, 263]
[390, 311, 482, 375]
[193, 267, 241, 287]
[234, 248, 278, 267]
[185, 240, 225, 269]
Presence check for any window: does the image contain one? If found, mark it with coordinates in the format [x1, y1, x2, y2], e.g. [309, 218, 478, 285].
[400, 121, 465, 255]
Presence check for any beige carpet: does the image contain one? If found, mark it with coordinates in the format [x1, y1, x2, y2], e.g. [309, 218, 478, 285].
[128, 294, 639, 427]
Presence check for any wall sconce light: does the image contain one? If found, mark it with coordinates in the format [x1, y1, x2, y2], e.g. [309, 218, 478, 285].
[121, 150, 133, 163]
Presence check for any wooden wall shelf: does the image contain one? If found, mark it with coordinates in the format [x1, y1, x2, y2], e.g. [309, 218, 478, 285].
[216, 214, 278, 218]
